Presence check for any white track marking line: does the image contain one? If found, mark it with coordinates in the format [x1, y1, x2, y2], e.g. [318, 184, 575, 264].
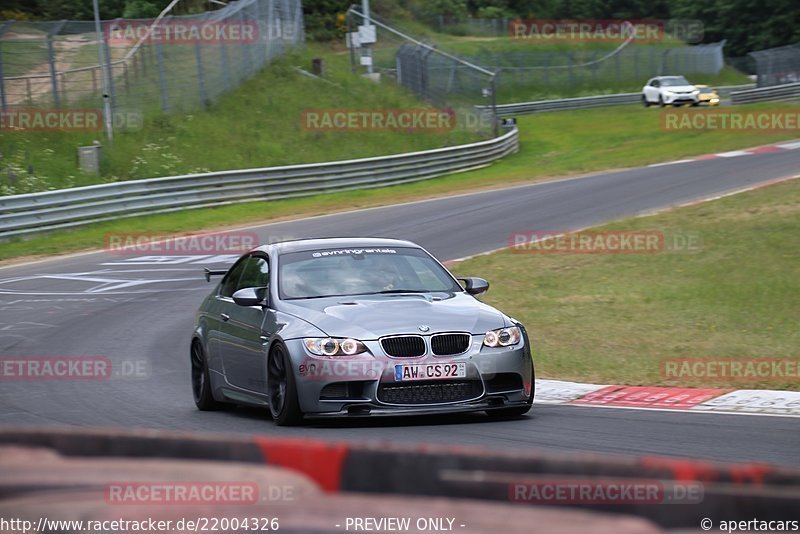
[547, 402, 800, 419]
[648, 159, 695, 168]
[717, 150, 750, 157]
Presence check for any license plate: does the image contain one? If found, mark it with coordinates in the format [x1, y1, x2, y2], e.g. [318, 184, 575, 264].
[394, 362, 466, 381]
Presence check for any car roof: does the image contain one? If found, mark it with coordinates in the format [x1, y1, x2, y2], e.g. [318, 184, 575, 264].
[254, 237, 420, 255]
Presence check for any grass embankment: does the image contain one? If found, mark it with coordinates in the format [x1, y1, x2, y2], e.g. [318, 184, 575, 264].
[0, 45, 478, 195]
[450, 178, 800, 390]
[1, 102, 798, 262]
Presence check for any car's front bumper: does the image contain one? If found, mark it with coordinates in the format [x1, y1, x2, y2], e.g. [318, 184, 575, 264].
[285, 336, 533, 417]
[663, 93, 699, 104]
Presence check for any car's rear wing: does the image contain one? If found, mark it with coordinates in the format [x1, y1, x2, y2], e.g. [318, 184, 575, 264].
[203, 268, 227, 282]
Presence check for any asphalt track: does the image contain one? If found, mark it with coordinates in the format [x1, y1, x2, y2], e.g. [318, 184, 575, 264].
[0, 148, 798, 467]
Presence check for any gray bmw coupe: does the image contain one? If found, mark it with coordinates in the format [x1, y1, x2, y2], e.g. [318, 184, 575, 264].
[191, 238, 534, 425]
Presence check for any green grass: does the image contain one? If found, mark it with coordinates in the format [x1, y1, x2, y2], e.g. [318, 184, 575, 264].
[0, 40, 49, 77]
[2, 102, 798, 262]
[0, 45, 479, 195]
[449, 178, 800, 390]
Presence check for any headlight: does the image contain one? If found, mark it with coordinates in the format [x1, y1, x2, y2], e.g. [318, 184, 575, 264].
[303, 338, 368, 356]
[692, 90, 700, 95]
[483, 326, 521, 348]
[664, 91, 674, 95]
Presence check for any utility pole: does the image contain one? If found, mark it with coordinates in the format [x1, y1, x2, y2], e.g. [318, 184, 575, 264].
[93, 0, 113, 142]
[361, 0, 374, 75]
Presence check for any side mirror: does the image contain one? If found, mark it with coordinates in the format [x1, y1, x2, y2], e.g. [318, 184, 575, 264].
[458, 277, 490, 296]
[232, 287, 268, 307]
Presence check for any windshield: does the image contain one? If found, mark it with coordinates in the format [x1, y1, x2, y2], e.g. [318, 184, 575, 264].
[279, 246, 462, 299]
[661, 76, 691, 86]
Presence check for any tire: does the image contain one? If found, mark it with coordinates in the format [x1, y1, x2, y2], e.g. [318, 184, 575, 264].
[658, 95, 666, 108]
[267, 342, 303, 426]
[641, 95, 651, 108]
[672, 103, 682, 107]
[191, 341, 225, 411]
[691, 102, 700, 107]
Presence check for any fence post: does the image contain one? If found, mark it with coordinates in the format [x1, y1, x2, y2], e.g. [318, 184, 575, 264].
[661, 49, 671, 76]
[446, 62, 457, 94]
[122, 61, 129, 93]
[265, 0, 274, 60]
[47, 37, 59, 107]
[155, 41, 169, 112]
[194, 40, 208, 108]
[103, 19, 118, 109]
[568, 52, 575, 86]
[544, 53, 549, 86]
[0, 42, 5, 112]
[0, 21, 14, 112]
[220, 41, 232, 90]
[60, 73, 67, 104]
[47, 21, 67, 108]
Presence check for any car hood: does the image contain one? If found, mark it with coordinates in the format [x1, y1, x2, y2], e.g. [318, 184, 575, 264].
[279, 292, 507, 339]
[663, 85, 697, 92]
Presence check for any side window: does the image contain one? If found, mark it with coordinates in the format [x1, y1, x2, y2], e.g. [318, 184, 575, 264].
[652, 80, 660, 87]
[237, 256, 269, 291]
[219, 257, 249, 298]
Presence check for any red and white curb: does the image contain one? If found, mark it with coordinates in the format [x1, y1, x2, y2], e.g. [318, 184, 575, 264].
[536, 379, 800, 417]
[648, 139, 800, 167]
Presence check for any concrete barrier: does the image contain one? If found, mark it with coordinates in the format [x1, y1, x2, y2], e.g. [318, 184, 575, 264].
[0, 427, 798, 529]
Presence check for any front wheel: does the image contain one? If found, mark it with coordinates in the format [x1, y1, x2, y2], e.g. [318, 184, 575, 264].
[267, 342, 303, 426]
[641, 95, 651, 107]
[659, 95, 666, 108]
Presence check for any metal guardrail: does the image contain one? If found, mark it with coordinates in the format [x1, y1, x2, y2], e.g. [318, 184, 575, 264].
[478, 84, 756, 116]
[731, 82, 800, 104]
[0, 128, 519, 238]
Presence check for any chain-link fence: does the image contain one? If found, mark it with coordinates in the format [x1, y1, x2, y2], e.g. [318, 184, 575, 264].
[346, 9, 499, 138]
[486, 41, 725, 99]
[0, 0, 303, 116]
[345, 6, 725, 112]
[424, 16, 513, 37]
[750, 44, 800, 87]
[412, 15, 706, 43]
